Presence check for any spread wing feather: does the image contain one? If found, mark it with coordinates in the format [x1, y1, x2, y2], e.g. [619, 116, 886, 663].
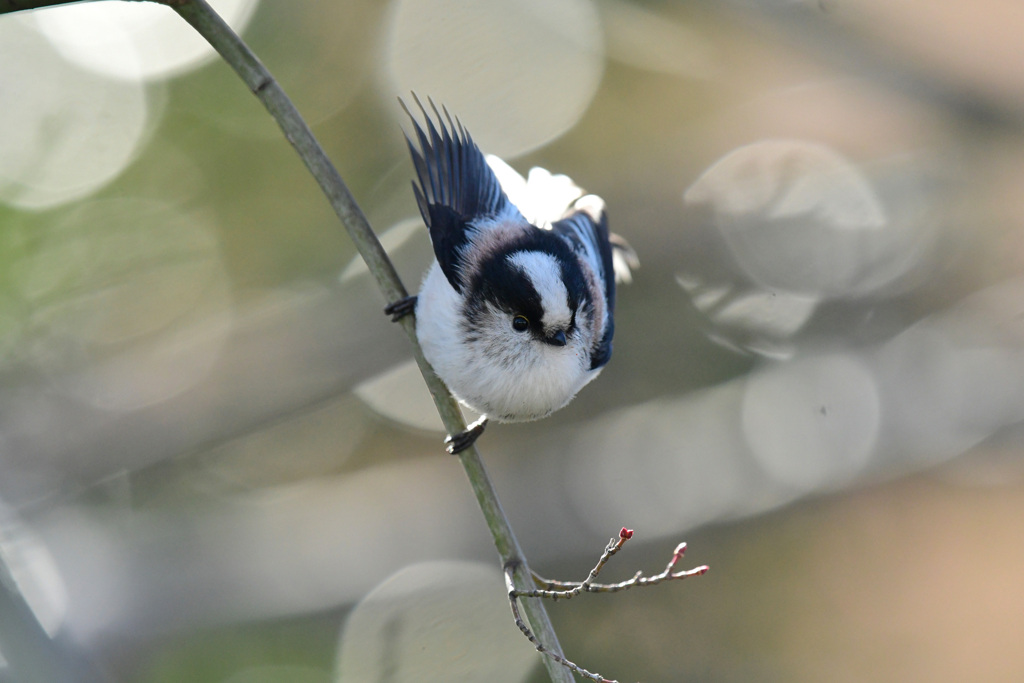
[401, 96, 517, 291]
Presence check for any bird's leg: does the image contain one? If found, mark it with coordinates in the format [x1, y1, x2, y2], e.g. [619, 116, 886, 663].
[384, 295, 418, 322]
[383, 293, 486, 454]
[445, 416, 489, 455]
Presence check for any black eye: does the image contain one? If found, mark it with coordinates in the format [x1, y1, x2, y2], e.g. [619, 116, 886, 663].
[512, 315, 529, 332]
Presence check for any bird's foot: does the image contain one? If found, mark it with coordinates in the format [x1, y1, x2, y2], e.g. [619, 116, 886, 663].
[384, 295, 418, 322]
[445, 416, 489, 455]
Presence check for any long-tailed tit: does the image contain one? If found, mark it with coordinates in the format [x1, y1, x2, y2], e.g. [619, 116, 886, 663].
[386, 98, 636, 453]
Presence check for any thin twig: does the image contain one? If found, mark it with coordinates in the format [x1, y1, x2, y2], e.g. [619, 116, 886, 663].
[524, 528, 709, 600]
[506, 564, 620, 683]
[508, 528, 708, 683]
[528, 528, 631, 600]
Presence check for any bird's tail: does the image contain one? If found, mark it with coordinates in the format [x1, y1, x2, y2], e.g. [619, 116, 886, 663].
[486, 155, 585, 227]
[609, 232, 639, 284]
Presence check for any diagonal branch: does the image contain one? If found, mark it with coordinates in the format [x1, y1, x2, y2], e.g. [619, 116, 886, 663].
[0, 543, 111, 682]
[0, 0, 573, 681]
[0, 0, 72, 11]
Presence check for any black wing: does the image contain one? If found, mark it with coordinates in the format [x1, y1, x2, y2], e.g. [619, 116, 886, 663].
[549, 200, 616, 370]
[401, 96, 512, 293]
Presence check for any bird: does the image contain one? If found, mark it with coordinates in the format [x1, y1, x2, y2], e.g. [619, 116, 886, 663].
[386, 96, 636, 454]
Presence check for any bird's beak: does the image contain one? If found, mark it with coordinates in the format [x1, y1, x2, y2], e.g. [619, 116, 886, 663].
[545, 330, 567, 347]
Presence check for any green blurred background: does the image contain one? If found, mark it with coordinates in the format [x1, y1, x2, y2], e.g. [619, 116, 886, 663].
[1, 0, 1023, 681]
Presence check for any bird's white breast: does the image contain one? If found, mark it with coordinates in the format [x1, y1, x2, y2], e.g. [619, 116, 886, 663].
[415, 262, 599, 422]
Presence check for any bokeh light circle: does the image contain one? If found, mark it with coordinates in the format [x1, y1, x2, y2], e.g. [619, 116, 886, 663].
[338, 562, 535, 682]
[31, 0, 260, 82]
[384, 0, 605, 158]
[742, 354, 880, 491]
[685, 139, 920, 298]
[14, 199, 233, 412]
[0, 19, 150, 210]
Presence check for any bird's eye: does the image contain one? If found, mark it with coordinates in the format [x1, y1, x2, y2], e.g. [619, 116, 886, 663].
[512, 315, 529, 332]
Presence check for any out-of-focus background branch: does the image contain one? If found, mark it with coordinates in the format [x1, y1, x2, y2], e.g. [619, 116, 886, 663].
[1, 1, 1023, 681]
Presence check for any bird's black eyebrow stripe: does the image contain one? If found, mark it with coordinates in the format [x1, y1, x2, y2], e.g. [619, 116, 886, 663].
[464, 230, 592, 325]
[469, 253, 544, 324]
[508, 230, 590, 314]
